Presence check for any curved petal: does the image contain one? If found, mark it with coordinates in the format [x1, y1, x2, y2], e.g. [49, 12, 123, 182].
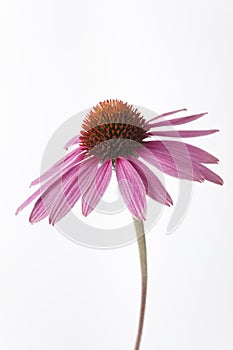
[30, 147, 85, 186]
[149, 130, 219, 138]
[16, 188, 42, 215]
[16, 151, 87, 215]
[64, 134, 81, 150]
[17, 168, 74, 216]
[82, 159, 112, 216]
[29, 165, 81, 223]
[29, 197, 50, 223]
[136, 145, 204, 182]
[148, 113, 207, 128]
[48, 172, 81, 224]
[49, 156, 100, 224]
[145, 141, 219, 164]
[146, 108, 187, 124]
[115, 158, 147, 221]
[127, 156, 173, 206]
[195, 164, 223, 185]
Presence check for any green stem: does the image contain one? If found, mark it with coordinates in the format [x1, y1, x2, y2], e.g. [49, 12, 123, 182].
[133, 217, 147, 350]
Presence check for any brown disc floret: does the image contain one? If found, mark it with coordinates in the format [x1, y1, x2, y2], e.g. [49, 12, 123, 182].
[80, 99, 148, 160]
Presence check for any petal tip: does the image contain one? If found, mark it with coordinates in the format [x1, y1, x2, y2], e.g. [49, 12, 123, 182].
[168, 199, 173, 206]
[49, 217, 55, 225]
[30, 180, 38, 187]
[82, 210, 88, 217]
[29, 214, 34, 224]
[218, 178, 224, 185]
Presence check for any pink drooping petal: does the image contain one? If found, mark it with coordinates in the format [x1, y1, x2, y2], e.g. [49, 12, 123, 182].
[148, 130, 219, 138]
[29, 156, 99, 224]
[29, 198, 50, 223]
[137, 145, 204, 182]
[127, 156, 173, 206]
[48, 172, 81, 225]
[64, 134, 81, 150]
[29, 165, 81, 223]
[82, 159, 112, 216]
[16, 151, 87, 216]
[115, 157, 147, 221]
[30, 147, 86, 186]
[49, 156, 100, 224]
[16, 188, 42, 215]
[148, 113, 207, 128]
[194, 163, 223, 185]
[29, 187, 61, 223]
[76, 157, 100, 196]
[146, 108, 187, 124]
[17, 171, 69, 216]
[145, 141, 219, 164]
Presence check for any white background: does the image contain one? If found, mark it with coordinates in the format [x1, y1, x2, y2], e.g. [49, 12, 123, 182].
[0, 0, 232, 349]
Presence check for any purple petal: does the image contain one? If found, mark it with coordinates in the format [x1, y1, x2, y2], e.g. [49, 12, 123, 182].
[127, 156, 173, 206]
[82, 159, 112, 216]
[49, 156, 100, 224]
[16, 188, 42, 215]
[47, 171, 81, 225]
[149, 130, 219, 138]
[195, 164, 223, 185]
[146, 108, 187, 124]
[64, 134, 81, 150]
[115, 158, 147, 221]
[145, 141, 219, 164]
[29, 190, 60, 223]
[148, 113, 207, 128]
[30, 147, 86, 186]
[29, 198, 48, 223]
[17, 168, 71, 216]
[16, 151, 87, 216]
[137, 145, 204, 182]
[29, 165, 81, 223]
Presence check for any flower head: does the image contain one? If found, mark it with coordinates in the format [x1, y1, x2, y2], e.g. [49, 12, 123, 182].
[80, 100, 148, 160]
[16, 99, 223, 223]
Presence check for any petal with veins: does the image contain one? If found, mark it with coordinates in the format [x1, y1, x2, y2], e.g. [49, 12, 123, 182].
[82, 159, 112, 216]
[146, 108, 187, 124]
[127, 156, 173, 206]
[115, 158, 147, 221]
[148, 113, 207, 128]
[149, 130, 219, 138]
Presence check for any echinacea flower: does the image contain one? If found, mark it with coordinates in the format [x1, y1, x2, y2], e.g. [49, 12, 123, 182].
[16, 100, 223, 223]
[16, 99, 223, 350]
